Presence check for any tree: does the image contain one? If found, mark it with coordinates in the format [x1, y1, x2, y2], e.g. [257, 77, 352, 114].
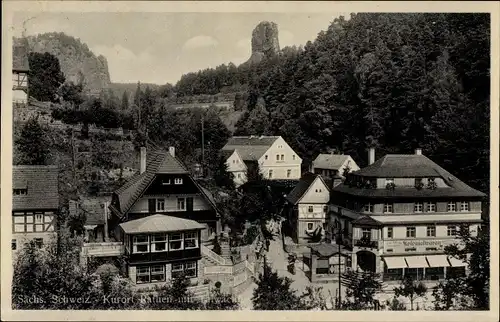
[15, 117, 50, 165]
[58, 81, 84, 107]
[121, 91, 130, 111]
[151, 272, 204, 310]
[204, 289, 240, 310]
[28, 52, 65, 102]
[12, 228, 98, 309]
[432, 274, 469, 310]
[393, 275, 427, 310]
[443, 224, 490, 309]
[252, 260, 305, 310]
[341, 270, 383, 310]
[210, 152, 235, 190]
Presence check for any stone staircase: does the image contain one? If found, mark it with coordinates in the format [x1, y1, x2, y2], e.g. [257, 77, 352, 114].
[220, 241, 231, 262]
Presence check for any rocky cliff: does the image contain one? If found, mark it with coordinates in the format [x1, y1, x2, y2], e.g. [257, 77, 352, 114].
[247, 21, 280, 64]
[22, 32, 111, 91]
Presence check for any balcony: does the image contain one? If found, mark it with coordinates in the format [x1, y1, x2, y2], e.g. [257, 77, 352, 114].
[354, 237, 379, 250]
[81, 242, 124, 257]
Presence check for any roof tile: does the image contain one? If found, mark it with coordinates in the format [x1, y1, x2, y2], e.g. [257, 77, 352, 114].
[12, 165, 59, 210]
[222, 136, 280, 161]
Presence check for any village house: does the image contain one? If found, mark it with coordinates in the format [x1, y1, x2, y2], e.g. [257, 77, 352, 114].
[311, 153, 360, 180]
[222, 136, 302, 185]
[327, 148, 485, 285]
[12, 165, 59, 254]
[285, 172, 330, 244]
[12, 38, 30, 107]
[80, 146, 223, 288]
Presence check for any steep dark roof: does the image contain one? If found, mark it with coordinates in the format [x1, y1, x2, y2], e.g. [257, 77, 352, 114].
[222, 136, 280, 160]
[338, 154, 485, 198]
[313, 154, 349, 170]
[12, 38, 30, 72]
[221, 149, 236, 159]
[286, 173, 326, 205]
[13, 165, 59, 210]
[112, 149, 218, 218]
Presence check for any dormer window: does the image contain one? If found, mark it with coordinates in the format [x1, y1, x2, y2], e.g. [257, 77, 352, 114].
[174, 178, 183, 185]
[162, 179, 171, 185]
[13, 189, 27, 195]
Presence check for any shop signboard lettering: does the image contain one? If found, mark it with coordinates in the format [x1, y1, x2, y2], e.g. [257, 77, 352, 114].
[384, 239, 461, 253]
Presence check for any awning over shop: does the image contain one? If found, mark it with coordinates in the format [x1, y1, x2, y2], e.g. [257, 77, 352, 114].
[405, 256, 429, 268]
[448, 256, 467, 267]
[426, 255, 449, 267]
[384, 256, 407, 269]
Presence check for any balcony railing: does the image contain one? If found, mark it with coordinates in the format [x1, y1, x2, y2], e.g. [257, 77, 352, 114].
[81, 242, 124, 257]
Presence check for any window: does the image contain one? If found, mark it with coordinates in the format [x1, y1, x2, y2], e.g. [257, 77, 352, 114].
[237, 173, 241, 179]
[427, 202, 436, 212]
[292, 155, 296, 160]
[177, 198, 186, 211]
[384, 203, 393, 213]
[287, 169, 291, 178]
[308, 206, 314, 213]
[426, 247, 438, 251]
[265, 155, 268, 160]
[169, 233, 183, 250]
[364, 203, 374, 213]
[156, 199, 165, 212]
[174, 178, 183, 185]
[13, 189, 27, 195]
[162, 179, 171, 185]
[185, 262, 197, 278]
[385, 178, 394, 185]
[184, 231, 198, 249]
[362, 228, 371, 239]
[427, 225, 436, 237]
[268, 170, 273, 178]
[405, 248, 417, 252]
[133, 235, 149, 253]
[34, 212, 44, 232]
[136, 266, 150, 284]
[447, 225, 457, 236]
[406, 227, 416, 238]
[460, 202, 469, 212]
[11, 239, 17, 250]
[34, 238, 43, 249]
[307, 223, 314, 231]
[171, 261, 197, 279]
[414, 202, 423, 213]
[151, 234, 167, 252]
[232, 159, 235, 164]
[447, 202, 456, 212]
[386, 248, 393, 253]
[387, 227, 393, 239]
[280, 154, 284, 161]
[276, 154, 280, 161]
[415, 178, 423, 186]
[14, 215, 25, 232]
[151, 265, 165, 282]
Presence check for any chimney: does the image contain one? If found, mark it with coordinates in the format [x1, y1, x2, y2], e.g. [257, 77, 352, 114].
[140, 147, 147, 174]
[415, 148, 422, 155]
[169, 146, 175, 157]
[368, 147, 375, 165]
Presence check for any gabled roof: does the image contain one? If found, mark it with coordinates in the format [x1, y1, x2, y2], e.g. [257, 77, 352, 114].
[222, 136, 280, 161]
[13, 165, 59, 210]
[313, 154, 350, 170]
[13, 38, 30, 72]
[339, 154, 485, 198]
[286, 172, 328, 205]
[308, 243, 349, 257]
[221, 149, 236, 160]
[119, 214, 205, 234]
[112, 148, 218, 218]
[352, 215, 381, 227]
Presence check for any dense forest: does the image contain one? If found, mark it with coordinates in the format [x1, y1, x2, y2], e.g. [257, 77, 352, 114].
[231, 13, 489, 195]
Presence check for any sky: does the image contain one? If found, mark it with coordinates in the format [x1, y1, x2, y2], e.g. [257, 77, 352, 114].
[12, 12, 347, 85]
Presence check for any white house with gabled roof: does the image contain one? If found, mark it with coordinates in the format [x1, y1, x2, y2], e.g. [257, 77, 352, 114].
[222, 136, 302, 185]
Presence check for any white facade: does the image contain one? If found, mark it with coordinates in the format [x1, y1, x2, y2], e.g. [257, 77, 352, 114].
[225, 150, 247, 186]
[257, 137, 302, 180]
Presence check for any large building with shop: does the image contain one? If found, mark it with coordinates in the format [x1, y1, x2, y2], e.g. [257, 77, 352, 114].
[327, 148, 485, 284]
